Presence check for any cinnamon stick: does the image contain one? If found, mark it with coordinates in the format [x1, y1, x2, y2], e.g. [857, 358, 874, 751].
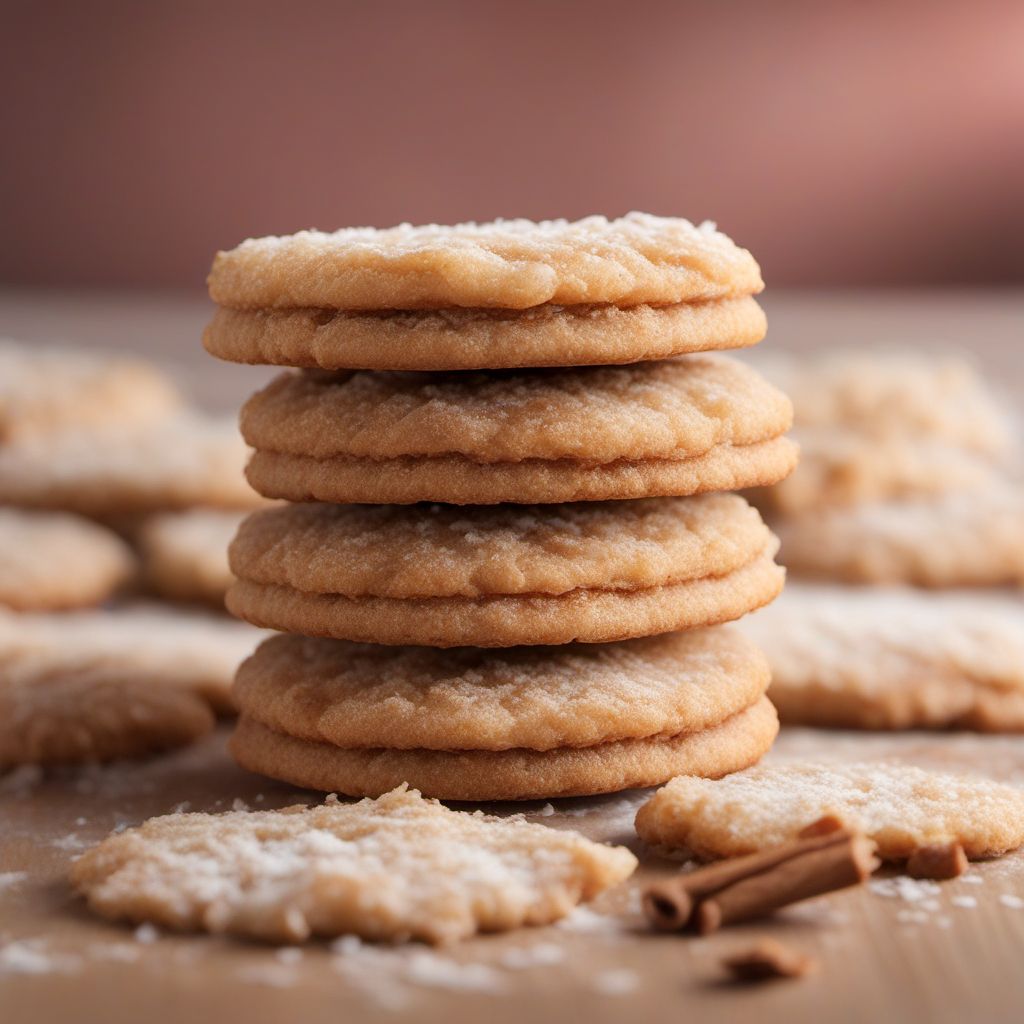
[642, 817, 879, 934]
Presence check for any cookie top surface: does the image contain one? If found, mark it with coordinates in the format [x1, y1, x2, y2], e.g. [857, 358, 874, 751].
[0, 338, 183, 441]
[635, 762, 1024, 860]
[0, 508, 135, 611]
[71, 785, 637, 944]
[229, 494, 772, 599]
[233, 626, 770, 751]
[208, 214, 763, 311]
[755, 352, 1013, 456]
[240, 356, 792, 464]
[0, 412, 265, 516]
[775, 483, 1024, 586]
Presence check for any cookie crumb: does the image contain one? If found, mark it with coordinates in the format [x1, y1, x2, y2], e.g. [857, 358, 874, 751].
[722, 939, 817, 982]
[907, 842, 967, 880]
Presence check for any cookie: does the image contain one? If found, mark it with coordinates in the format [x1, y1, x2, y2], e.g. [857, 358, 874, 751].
[0, 338, 182, 441]
[227, 497, 782, 645]
[233, 626, 770, 751]
[758, 429, 1000, 515]
[742, 585, 1024, 731]
[204, 296, 767, 372]
[241, 356, 796, 505]
[774, 484, 1024, 586]
[208, 214, 763, 311]
[0, 508, 135, 610]
[754, 352, 1013, 457]
[230, 697, 779, 801]
[0, 604, 265, 766]
[138, 508, 245, 605]
[0, 412, 265, 517]
[71, 785, 638, 944]
[635, 762, 1024, 861]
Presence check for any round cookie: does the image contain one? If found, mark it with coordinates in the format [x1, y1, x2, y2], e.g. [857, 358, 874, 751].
[635, 761, 1024, 861]
[233, 627, 771, 751]
[71, 786, 638, 944]
[742, 585, 1024, 731]
[774, 484, 1024, 587]
[204, 296, 766, 371]
[0, 338, 183, 442]
[230, 697, 779, 801]
[138, 508, 246, 605]
[208, 214, 763, 311]
[0, 412, 265, 517]
[227, 497, 783, 646]
[241, 356, 796, 505]
[0, 508, 135, 611]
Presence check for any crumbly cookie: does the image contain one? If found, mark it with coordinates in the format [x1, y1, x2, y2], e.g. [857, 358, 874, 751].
[229, 495, 773, 599]
[208, 214, 763, 311]
[241, 357, 796, 504]
[233, 626, 770, 751]
[635, 762, 1024, 861]
[230, 697, 779, 801]
[0, 508, 135, 610]
[758, 428, 1000, 515]
[204, 296, 767, 371]
[0, 338, 183, 441]
[138, 509, 245, 605]
[774, 484, 1024, 586]
[227, 543, 782, 647]
[742, 585, 1024, 730]
[0, 606, 263, 765]
[753, 352, 1013, 457]
[71, 785, 638, 944]
[0, 413, 264, 517]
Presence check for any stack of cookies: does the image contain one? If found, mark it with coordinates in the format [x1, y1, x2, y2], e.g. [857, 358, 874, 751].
[205, 214, 797, 800]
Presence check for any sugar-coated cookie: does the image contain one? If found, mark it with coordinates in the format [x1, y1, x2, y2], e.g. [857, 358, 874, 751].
[230, 698, 779, 801]
[72, 786, 637, 944]
[208, 214, 763, 311]
[0, 507, 135, 610]
[742, 584, 1024, 730]
[635, 762, 1024, 861]
[241, 356, 796, 505]
[233, 627, 770, 751]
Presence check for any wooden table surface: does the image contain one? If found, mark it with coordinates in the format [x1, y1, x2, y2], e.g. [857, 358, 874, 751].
[1, 288, 1023, 1024]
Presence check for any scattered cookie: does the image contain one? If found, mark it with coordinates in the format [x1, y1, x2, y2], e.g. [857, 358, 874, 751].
[0, 338, 182, 442]
[227, 496, 783, 645]
[773, 485, 1024, 586]
[71, 785, 638, 944]
[0, 605, 264, 766]
[741, 585, 1024, 730]
[233, 626, 770, 751]
[208, 214, 763, 311]
[230, 696, 779, 801]
[635, 762, 1024, 861]
[138, 508, 245, 605]
[240, 356, 796, 505]
[0, 507, 135, 611]
[0, 412, 265, 517]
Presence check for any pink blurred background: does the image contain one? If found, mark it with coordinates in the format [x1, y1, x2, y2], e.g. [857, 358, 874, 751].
[1, 0, 1022, 289]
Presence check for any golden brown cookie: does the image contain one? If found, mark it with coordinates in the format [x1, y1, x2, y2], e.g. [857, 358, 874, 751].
[635, 762, 1024, 861]
[0, 338, 183, 442]
[71, 786, 638, 944]
[241, 356, 796, 504]
[0, 413, 265, 517]
[233, 626, 770, 751]
[0, 508, 135, 611]
[204, 296, 766, 371]
[0, 606, 264, 767]
[208, 214, 763, 311]
[138, 508, 246, 605]
[230, 697, 779, 801]
[774, 484, 1024, 587]
[742, 585, 1024, 731]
